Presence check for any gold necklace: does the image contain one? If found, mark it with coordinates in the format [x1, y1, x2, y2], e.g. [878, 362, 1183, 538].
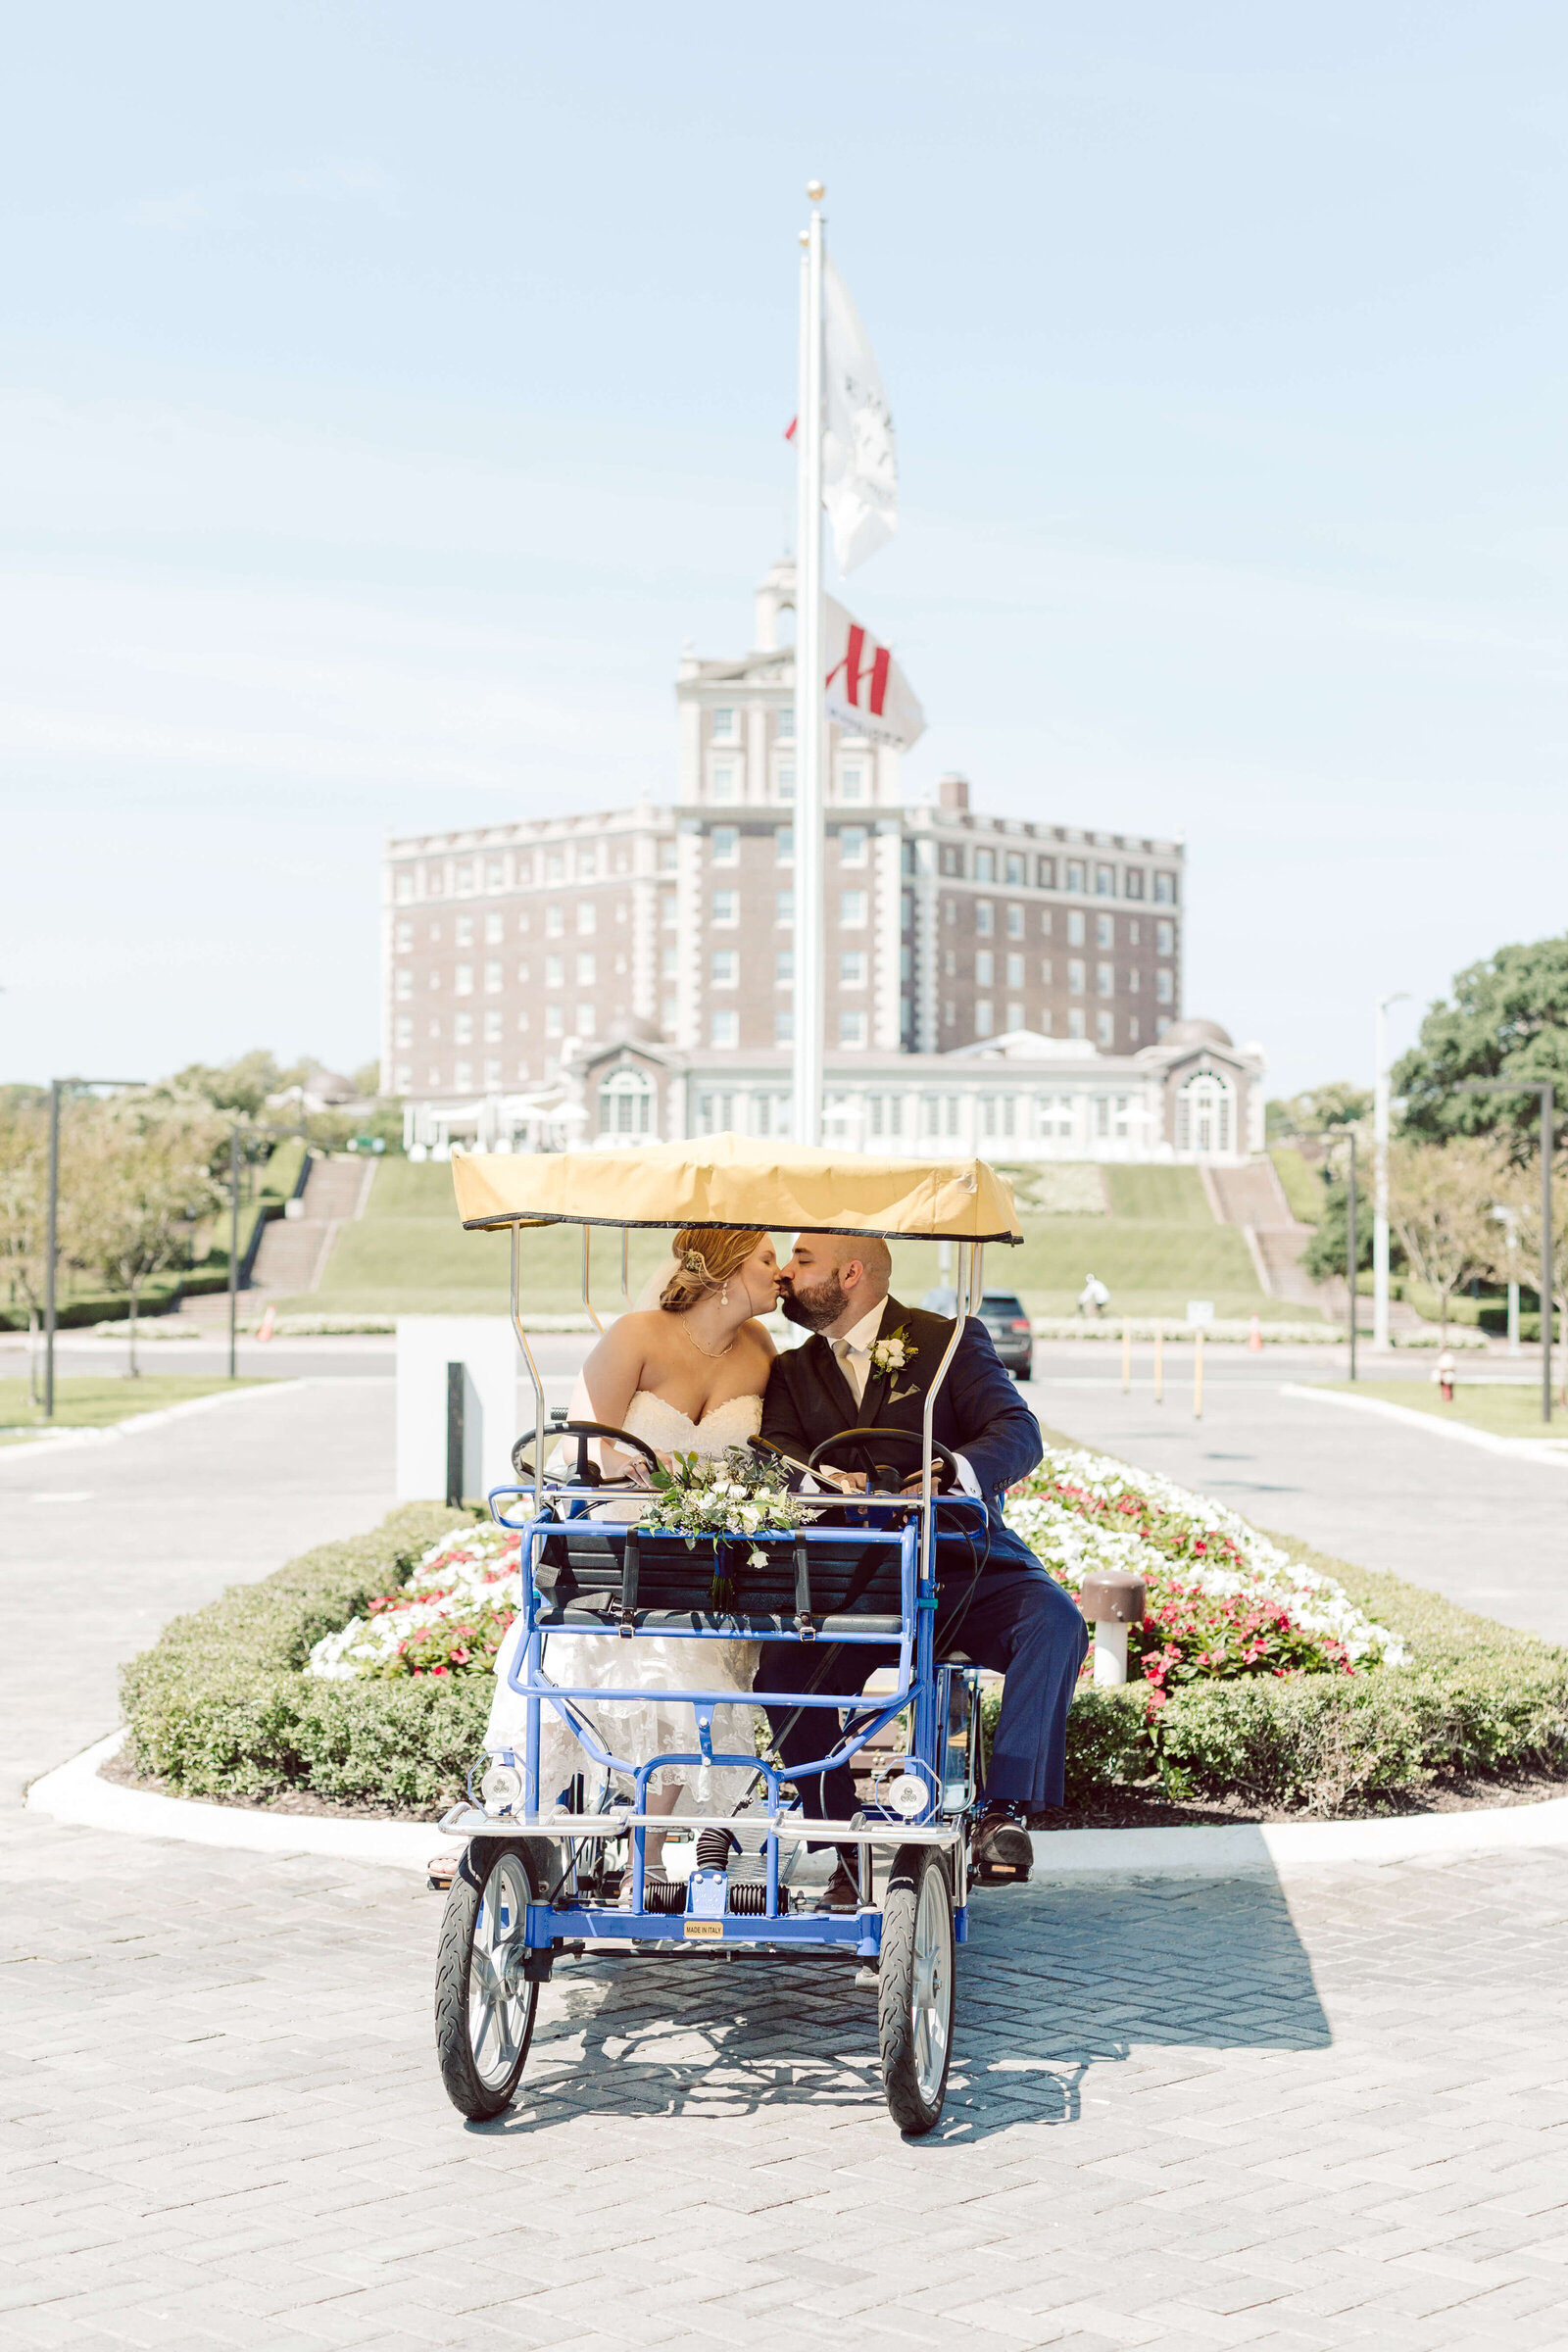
[681, 1319, 736, 1361]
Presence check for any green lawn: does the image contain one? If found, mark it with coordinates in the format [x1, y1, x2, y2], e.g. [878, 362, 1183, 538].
[1326, 1379, 1564, 1440]
[1102, 1164, 1214, 1223]
[0, 1375, 272, 1445]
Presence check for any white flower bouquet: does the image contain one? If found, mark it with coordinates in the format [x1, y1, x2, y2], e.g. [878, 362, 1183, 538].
[635, 1446, 816, 1605]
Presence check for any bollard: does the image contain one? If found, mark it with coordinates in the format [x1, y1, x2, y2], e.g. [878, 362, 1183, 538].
[445, 1361, 466, 1507]
[1080, 1567, 1147, 1687]
[1152, 1317, 1163, 1405]
[1122, 1316, 1131, 1394]
[1249, 1313, 1262, 1353]
[1194, 1329, 1204, 1420]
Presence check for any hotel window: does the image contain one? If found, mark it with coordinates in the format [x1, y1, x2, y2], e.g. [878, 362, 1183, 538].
[457, 862, 474, 894]
[1097, 962, 1113, 997]
[576, 951, 596, 984]
[429, 1016, 441, 1038]
[868, 1094, 906, 1139]
[1068, 959, 1086, 995]
[575, 1002, 595, 1035]
[659, 838, 678, 870]
[1156, 968, 1174, 1004]
[660, 946, 677, 979]
[516, 909, 529, 936]
[426, 866, 445, 896]
[1153, 871, 1177, 905]
[776, 950, 794, 985]
[711, 890, 739, 924]
[1040, 908, 1053, 938]
[1096, 865, 1114, 896]
[1128, 966, 1141, 993]
[1067, 910, 1085, 946]
[576, 847, 597, 880]
[456, 915, 474, 947]
[710, 1009, 740, 1048]
[840, 764, 864, 801]
[901, 889, 914, 929]
[944, 897, 957, 924]
[975, 950, 994, 987]
[426, 1063, 442, 1085]
[1037, 1094, 1074, 1140]
[775, 1007, 794, 1045]
[975, 1001, 995, 1039]
[710, 765, 737, 803]
[776, 766, 795, 802]
[944, 1001, 956, 1028]
[944, 950, 956, 977]
[1097, 914, 1114, 949]
[839, 827, 867, 864]
[1005, 854, 1025, 886]
[661, 890, 677, 927]
[840, 889, 868, 926]
[776, 890, 795, 923]
[974, 849, 995, 883]
[1156, 919, 1175, 956]
[428, 968, 441, 991]
[1006, 954, 1025, 989]
[598, 1072, 654, 1137]
[484, 912, 504, 945]
[711, 949, 738, 987]
[1129, 1016, 1141, 1043]
[455, 963, 473, 996]
[698, 1090, 736, 1133]
[484, 959, 503, 993]
[711, 707, 738, 741]
[396, 871, 415, 903]
[839, 1010, 867, 1048]
[545, 954, 564, 987]
[711, 827, 740, 864]
[1097, 1011, 1114, 1047]
[1040, 958, 1053, 986]
[1037, 856, 1055, 889]
[395, 920, 413, 951]
[1005, 904, 1024, 939]
[662, 996, 677, 1032]
[975, 900, 994, 937]
[1068, 1009, 1086, 1040]
[455, 1059, 473, 1088]
[1095, 1095, 1110, 1137]
[1006, 1001, 1024, 1030]
[1066, 859, 1085, 892]
[395, 1015, 413, 1047]
[775, 828, 794, 863]
[1178, 1073, 1232, 1154]
[576, 902, 596, 935]
[395, 967, 413, 1000]
[1125, 867, 1145, 900]
[514, 853, 534, 884]
[424, 918, 442, 944]
[546, 851, 564, 882]
[1128, 918, 1141, 946]
[546, 904, 564, 937]
[940, 847, 963, 878]
[515, 960, 529, 984]
[840, 950, 867, 987]
[515, 1008, 529, 1031]
[484, 1009, 503, 1042]
[615, 900, 628, 923]
[484, 1057, 502, 1085]
[485, 858, 504, 891]
[395, 1062, 412, 1089]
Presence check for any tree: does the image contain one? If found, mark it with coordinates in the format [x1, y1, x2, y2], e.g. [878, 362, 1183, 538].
[72, 1098, 223, 1372]
[1384, 1138, 1501, 1342]
[169, 1051, 287, 1121]
[1394, 935, 1568, 1155]
[1492, 1155, 1568, 1387]
[1267, 1082, 1373, 1143]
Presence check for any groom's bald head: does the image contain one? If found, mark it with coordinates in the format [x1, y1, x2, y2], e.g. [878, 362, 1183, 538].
[779, 1232, 892, 1337]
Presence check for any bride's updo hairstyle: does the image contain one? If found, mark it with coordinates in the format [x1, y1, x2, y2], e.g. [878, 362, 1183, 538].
[659, 1226, 765, 1314]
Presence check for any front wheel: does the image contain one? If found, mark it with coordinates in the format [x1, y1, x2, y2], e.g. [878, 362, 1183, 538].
[878, 1845, 956, 2135]
[434, 1838, 545, 2119]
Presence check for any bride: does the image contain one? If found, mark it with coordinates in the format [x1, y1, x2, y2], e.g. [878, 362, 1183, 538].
[485, 1225, 781, 1893]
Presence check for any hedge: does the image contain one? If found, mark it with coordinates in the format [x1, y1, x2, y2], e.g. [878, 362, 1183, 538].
[122, 1495, 1568, 1821]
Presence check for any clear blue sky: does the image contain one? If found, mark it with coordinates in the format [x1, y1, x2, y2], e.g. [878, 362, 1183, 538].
[5, 2, 1564, 1097]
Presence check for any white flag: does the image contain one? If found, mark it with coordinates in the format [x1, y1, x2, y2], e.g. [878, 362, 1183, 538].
[823, 595, 924, 750]
[821, 257, 898, 574]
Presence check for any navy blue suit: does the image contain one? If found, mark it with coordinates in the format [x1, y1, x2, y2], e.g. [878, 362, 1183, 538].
[754, 1298, 1088, 1818]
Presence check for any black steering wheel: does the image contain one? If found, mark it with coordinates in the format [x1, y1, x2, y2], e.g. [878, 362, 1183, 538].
[808, 1426, 961, 1495]
[511, 1419, 662, 1489]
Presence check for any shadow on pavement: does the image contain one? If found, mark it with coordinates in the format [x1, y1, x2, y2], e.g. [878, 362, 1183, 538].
[475, 1869, 1328, 2144]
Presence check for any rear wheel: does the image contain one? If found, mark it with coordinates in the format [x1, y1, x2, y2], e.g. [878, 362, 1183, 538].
[434, 1838, 545, 2119]
[878, 1845, 955, 2135]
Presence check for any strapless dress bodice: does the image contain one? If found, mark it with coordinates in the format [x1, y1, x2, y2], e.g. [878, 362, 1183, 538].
[621, 1389, 763, 1460]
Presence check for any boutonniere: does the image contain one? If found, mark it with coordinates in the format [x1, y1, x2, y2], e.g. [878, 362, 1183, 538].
[869, 1325, 921, 1400]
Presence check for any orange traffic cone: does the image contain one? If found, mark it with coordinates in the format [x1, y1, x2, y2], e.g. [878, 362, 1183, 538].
[1249, 1314, 1262, 1352]
[257, 1305, 275, 1343]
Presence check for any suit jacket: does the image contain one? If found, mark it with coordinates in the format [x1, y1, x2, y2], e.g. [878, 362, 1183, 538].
[760, 1297, 1044, 1578]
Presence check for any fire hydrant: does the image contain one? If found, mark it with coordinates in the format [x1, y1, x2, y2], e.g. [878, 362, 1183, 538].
[1079, 1566, 1148, 1687]
[1435, 1348, 1456, 1404]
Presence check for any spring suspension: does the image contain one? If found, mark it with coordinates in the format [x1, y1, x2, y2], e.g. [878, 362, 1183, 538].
[726, 1880, 767, 1915]
[696, 1826, 739, 1869]
[642, 1876, 688, 1913]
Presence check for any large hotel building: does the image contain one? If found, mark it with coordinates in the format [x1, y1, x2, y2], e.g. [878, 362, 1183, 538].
[383, 563, 1262, 1163]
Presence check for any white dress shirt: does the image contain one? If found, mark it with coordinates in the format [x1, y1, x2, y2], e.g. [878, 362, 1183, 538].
[828, 1299, 980, 1497]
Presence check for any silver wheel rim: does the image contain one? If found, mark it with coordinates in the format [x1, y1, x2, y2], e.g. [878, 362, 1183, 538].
[468, 1852, 530, 2089]
[910, 1865, 952, 2106]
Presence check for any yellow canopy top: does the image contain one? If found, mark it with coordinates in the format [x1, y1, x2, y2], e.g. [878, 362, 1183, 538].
[450, 1132, 1021, 1243]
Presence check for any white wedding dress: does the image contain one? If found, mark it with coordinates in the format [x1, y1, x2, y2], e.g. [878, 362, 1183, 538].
[484, 1389, 765, 1813]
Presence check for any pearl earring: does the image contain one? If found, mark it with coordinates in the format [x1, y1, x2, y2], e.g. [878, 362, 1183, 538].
[720, 1281, 729, 1306]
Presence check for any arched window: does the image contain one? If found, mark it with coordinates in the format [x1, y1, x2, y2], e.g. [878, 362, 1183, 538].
[1176, 1071, 1233, 1157]
[597, 1068, 654, 1139]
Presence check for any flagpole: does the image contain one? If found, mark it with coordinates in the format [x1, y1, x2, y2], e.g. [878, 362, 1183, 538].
[793, 181, 826, 1149]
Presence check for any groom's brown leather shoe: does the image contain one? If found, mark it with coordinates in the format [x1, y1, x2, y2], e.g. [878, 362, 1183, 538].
[812, 1861, 861, 1911]
[973, 1808, 1033, 1882]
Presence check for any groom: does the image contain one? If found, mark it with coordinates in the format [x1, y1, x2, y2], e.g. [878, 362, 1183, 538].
[754, 1233, 1088, 1907]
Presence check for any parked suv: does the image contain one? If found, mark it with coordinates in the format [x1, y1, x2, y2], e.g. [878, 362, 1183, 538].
[919, 1285, 1034, 1381]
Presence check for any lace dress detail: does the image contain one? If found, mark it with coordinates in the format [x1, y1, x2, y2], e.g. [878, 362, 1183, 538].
[485, 1390, 765, 1809]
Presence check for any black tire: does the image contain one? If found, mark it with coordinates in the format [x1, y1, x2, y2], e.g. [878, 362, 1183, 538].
[434, 1838, 547, 2119]
[878, 1844, 956, 2135]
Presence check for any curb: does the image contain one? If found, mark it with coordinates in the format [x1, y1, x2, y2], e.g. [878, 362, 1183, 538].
[1281, 1382, 1568, 1466]
[26, 1733, 1568, 1886]
[25, 1733, 454, 1873]
[0, 1380, 306, 1464]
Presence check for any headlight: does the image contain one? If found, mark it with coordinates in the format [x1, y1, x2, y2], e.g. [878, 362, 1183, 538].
[480, 1762, 524, 1815]
[888, 1772, 928, 1820]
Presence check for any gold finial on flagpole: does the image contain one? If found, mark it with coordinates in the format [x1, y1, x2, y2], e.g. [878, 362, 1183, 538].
[807, 179, 824, 202]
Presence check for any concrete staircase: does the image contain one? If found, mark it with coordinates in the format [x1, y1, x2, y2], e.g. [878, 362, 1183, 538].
[250, 1156, 375, 1297]
[1203, 1159, 1322, 1305]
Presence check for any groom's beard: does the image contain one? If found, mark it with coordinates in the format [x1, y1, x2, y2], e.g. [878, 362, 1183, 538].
[779, 1272, 849, 1332]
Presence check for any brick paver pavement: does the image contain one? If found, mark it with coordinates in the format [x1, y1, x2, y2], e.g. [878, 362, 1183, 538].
[4, 1809, 1566, 2351]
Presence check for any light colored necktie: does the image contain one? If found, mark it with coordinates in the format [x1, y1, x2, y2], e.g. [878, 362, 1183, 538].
[832, 1337, 863, 1404]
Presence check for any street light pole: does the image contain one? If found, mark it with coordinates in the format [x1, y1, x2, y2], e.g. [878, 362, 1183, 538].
[41, 1075, 144, 1420]
[1373, 991, 1410, 1352]
[1454, 1079, 1554, 1424]
[228, 1123, 240, 1381]
[1346, 1130, 1358, 1383]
